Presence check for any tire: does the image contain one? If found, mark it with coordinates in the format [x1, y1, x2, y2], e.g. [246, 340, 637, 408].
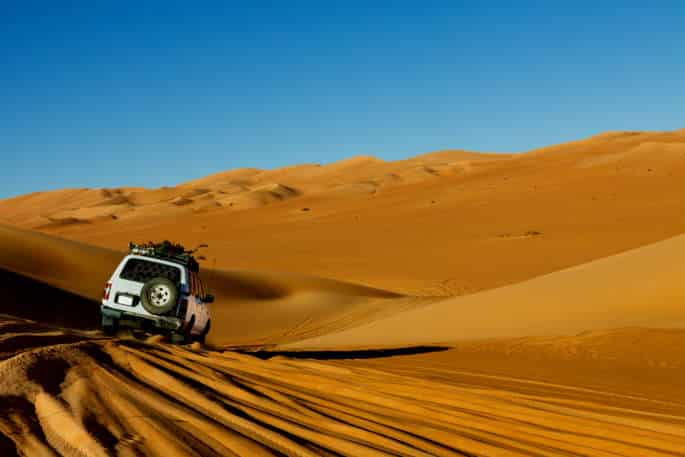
[140, 277, 178, 315]
[170, 332, 188, 345]
[102, 315, 118, 336]
[196, 319, 211, 344]
[171, 316, 194, 345]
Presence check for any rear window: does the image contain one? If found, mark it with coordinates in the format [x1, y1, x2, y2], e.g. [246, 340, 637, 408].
[119, 258, 181, 284]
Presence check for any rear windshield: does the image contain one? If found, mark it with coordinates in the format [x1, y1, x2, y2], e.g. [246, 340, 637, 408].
[119, 258, 181, 284]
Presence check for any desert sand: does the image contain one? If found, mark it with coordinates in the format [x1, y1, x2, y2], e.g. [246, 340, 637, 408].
[2, 129, 685, 455]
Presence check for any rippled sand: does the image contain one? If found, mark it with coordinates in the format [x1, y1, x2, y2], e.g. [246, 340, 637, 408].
[2, 318, 684, 457]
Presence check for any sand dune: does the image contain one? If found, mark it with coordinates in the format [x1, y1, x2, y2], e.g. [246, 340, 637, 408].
[0, 224, 121, 300]
[3, 129, 685, 455]
[0, 224, 430, 348]
[3, 218, 683, 351]
[8, 128, 683, 297]
[0, 149, 509, 232]
[283, 231, 685, 349]
[2, 196, 685, 455]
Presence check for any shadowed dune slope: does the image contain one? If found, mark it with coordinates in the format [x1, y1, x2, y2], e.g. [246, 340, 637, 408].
[284, 232, 685, 349]
[0, 267, 99, 329]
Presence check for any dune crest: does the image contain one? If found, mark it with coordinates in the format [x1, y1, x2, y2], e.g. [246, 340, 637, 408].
[0, 148, 507, 230]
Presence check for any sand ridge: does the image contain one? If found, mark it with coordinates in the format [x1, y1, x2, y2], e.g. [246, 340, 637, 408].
[0, 149, 508, 232]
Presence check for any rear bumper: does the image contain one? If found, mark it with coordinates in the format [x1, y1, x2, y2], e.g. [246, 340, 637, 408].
[101, 306, 182, 331]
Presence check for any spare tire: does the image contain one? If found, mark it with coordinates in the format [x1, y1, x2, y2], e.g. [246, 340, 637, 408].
[140, 277, 178, 315]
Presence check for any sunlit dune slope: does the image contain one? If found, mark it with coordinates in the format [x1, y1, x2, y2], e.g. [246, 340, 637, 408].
[2, 324, 684, 457]
[0, 149, 506, 230]
[357, 327, 685, 405]
[283, 232, 685, 349]
[5, 128, 684, 296]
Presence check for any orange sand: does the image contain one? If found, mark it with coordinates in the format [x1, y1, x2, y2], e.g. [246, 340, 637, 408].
[2, 129, 685, 455]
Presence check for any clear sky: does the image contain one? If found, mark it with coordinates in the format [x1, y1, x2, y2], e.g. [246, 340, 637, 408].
[1, 1, 684, 198]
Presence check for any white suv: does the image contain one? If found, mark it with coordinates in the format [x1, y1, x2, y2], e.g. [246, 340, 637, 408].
[101, 243, 213, 343]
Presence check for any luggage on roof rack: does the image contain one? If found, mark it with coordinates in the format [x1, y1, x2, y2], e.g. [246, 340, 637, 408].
[128, 241, 204, 272]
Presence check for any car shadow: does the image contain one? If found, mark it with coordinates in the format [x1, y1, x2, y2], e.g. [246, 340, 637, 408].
[248, 345, 450, 360]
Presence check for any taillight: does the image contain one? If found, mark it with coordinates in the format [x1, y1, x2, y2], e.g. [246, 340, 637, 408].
[103, 281, 112, 300]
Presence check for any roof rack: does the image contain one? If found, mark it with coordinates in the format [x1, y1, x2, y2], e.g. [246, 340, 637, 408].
[128, 241, 204, 272]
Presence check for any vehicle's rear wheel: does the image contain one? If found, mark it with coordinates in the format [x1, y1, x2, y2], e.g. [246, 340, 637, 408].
[196, 319, 211, 344]
[170, 332, 188, 344]
[140, 277, 178, 315]
[102, 316, 119, 336]
[170, 315, 194, 345]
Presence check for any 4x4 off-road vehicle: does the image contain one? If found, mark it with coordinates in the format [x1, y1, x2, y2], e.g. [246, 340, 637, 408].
[101, 241, 213, 343]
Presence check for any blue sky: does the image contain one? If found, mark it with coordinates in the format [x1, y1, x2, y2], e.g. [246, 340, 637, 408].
[1, 1, 684, 198]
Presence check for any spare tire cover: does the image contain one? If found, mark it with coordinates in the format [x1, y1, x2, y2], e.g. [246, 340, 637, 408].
[140, 277, 178, 315]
